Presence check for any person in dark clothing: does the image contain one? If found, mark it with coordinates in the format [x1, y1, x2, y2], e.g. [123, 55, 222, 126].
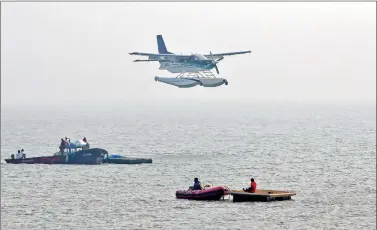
[21, 149, 26, 159]
[192, 177, 203, 190]
[59, 138, 65, 153]
[243, 178, 257, 193]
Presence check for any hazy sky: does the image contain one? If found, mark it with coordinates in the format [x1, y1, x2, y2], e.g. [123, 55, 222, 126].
[2, 2, 376, 106]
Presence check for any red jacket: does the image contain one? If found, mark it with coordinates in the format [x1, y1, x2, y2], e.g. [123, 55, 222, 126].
[250, 181, 257, 193]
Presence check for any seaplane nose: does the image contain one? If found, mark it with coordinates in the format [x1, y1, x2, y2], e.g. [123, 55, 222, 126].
[205, 61, 216, 68]
[205, 60, 216, 68]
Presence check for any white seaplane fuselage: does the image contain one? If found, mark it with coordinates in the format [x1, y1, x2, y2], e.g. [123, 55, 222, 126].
[156, 54, 216, 73]
[130, 35, 251, 88]
[159, 62, 207, 73]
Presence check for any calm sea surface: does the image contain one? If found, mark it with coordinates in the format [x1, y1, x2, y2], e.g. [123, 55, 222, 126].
[1, 103, 376, 230]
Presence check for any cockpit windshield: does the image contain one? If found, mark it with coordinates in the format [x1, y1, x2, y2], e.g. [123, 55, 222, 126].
[190, 54, 206, 61]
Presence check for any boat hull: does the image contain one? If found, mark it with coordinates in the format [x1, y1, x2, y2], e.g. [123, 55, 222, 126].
[103, 157, 152, 164]
[5, 156, 66, 164]
[176, 186, 229, 200]
[5, 148, 107, 165]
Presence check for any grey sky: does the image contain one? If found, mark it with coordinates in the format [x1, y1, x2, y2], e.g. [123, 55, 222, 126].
[1, 2, 376, 106]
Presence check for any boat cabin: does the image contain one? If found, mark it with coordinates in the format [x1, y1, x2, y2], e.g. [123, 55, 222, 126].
[54, 140, 90, 156]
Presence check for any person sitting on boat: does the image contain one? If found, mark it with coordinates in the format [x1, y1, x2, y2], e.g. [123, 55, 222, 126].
[192, 178, 203, 190]
[21, 149, 26, 159]
[243, 178, 257, 193]
[83, 137, 87, 143]
[16, 150, 22, 159]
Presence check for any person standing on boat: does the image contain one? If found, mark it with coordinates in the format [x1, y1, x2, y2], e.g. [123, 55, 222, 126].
[59, 138, 65, 153]
[193, 178, 203, 190]
[65, 137, 71, 149]
[65, 137, 72, 153]
[243, 178, 257, 193]
[82, 137, 90, 149]
[16, 150, 22, 159]
[65, 137, 70, 146]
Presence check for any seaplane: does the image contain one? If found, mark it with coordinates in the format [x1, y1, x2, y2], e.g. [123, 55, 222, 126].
[129, 35, 251, 88]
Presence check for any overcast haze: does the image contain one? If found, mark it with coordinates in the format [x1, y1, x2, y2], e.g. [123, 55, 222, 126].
[1, 2, 376, 106]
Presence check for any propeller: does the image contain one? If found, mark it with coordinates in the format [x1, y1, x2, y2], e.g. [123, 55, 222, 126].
[215, 65, 220, 75]
[210, 51, 221, 74]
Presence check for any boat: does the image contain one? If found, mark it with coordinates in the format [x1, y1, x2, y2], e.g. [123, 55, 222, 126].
[176, 185, 230, 201]
[103, 154, 152, 164]
[5, 140, 107, 165]
[229, 189, 296, 202]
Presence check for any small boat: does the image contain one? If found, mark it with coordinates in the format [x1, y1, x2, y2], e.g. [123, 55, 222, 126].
[5, 140, 107, 165]
[5, 155, 67, 164]
[176, 186, 230, 201]
[229, 189, 296, 202]
[103, 154, 152, 164]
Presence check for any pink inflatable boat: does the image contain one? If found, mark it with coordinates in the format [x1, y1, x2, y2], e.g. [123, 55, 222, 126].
[176, 186, 230, 200]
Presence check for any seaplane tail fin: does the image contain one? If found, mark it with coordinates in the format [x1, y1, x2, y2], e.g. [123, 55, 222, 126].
[157, 35, 173, 54]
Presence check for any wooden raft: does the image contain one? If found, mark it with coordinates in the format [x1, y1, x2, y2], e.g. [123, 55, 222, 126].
[229, 189, 296, 202]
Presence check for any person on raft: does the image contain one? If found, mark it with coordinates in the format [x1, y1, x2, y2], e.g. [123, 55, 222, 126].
[192, 177, 203, 190]
[243, 178, 257, 193]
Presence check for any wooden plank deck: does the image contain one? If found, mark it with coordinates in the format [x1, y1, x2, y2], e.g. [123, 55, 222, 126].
[229, 189, 296, 202]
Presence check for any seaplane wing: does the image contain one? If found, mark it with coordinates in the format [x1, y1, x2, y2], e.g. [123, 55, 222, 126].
[129, 52, 191, 62]
[203, 50, 251, 59]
